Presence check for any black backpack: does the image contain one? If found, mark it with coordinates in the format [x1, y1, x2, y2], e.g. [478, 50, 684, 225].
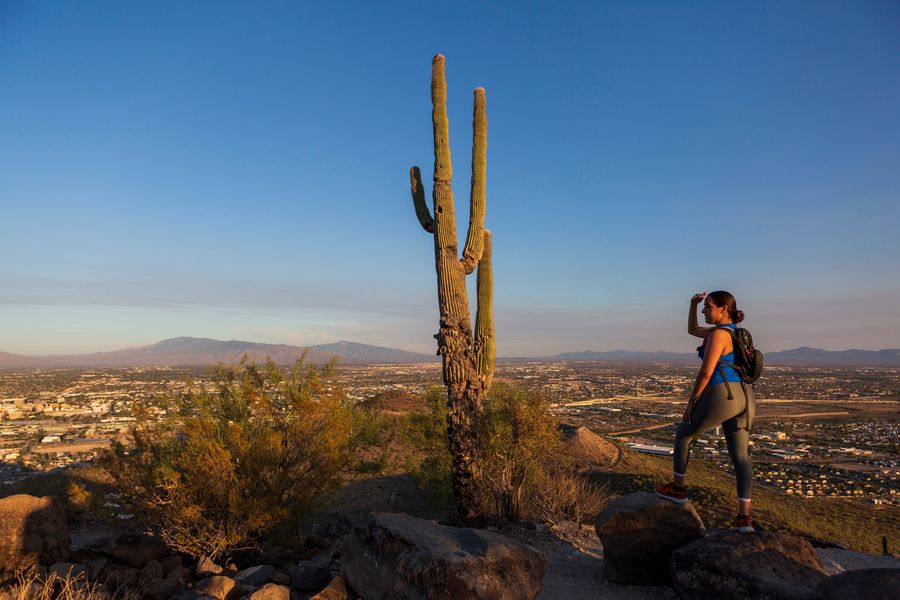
[720, 326, 764, 384]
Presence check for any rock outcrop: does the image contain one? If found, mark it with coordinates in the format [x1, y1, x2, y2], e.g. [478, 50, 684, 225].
[594, 492, 705, 585]
[814, 567, 900, 600]
[342, 512, 547, 600]
[670, 530, 829, 600]
[0, 494, 70, 572]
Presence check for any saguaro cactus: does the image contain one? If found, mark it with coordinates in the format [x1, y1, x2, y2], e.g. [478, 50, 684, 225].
[409, 54, 495, 524]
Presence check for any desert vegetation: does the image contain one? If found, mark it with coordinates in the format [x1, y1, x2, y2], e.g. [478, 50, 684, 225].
[103, 356, 382, 559]
[0, 570, 140, 600]
[401, 383, 614, 527]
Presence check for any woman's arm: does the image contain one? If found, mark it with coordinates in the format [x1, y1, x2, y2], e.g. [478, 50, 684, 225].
[688, 293, 712, 338]
[683, 328, 729, 422]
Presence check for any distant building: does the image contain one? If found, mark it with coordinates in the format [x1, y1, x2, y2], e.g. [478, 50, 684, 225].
[628, 443, 674, 456]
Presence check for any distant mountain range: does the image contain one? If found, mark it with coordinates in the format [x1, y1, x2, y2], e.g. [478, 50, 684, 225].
[1, 337, 898, 368]
[531, 347, 900, 367]
[0, 337, 437, 368]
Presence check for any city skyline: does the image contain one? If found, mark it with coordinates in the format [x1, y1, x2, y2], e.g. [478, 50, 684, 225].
[2, 2, 899, 356]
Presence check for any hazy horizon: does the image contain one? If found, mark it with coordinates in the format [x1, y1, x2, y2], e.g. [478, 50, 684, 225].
[2, 2, 899, 356]
[1, 333, 897, 360]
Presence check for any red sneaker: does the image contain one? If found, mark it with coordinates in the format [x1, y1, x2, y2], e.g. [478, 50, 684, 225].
[655, 481, 688, 504]
[734, 514, 755, 533]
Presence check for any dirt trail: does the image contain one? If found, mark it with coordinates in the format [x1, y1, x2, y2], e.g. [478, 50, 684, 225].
[502, 522, 675, 600]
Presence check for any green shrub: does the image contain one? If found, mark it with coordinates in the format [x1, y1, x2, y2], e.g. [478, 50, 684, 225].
[403, 382, 613, 526]
[398, 387, 455, 509]
[104, 356, 378, 560]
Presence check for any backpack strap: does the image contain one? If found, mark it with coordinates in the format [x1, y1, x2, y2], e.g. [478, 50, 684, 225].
[717, 364, 735, 400]
[714, 325, 737, 400]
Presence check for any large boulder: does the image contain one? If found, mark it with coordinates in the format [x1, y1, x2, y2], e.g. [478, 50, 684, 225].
[0, 494, 71, 572]
[670, 530, 829, 600]
[815, 568, 900, 600]
[342, 512, 547, 600]
[594, 492, 704, 585]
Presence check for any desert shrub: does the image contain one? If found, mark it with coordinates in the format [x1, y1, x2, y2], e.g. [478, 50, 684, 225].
[473, 383, 561, 524]
[104, 356, 379, 560]
[403, 382, 612, 526]
[398, 387, 454, 508]
[65, 481, 95, 515]
[526, 467, 613, 524]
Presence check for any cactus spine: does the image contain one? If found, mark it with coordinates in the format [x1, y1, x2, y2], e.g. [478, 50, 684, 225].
[409, 54, 494, 524]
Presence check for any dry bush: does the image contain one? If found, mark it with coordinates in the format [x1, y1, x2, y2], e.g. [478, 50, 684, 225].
[526, 468, 615, 524]
[103, 356, 381, 560]
[472, 383, 560, 524]
[0, 570, 140, 600]
[403, 382, 611, 526]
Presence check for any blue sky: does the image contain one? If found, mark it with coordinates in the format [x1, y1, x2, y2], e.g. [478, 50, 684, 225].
[1, 1, 898, 356]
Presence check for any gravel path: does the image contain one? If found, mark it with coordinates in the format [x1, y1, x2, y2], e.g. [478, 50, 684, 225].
[502, 522, 675, 600]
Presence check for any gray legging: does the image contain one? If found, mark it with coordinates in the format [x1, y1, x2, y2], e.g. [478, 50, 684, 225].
[674, 382, 755, 500]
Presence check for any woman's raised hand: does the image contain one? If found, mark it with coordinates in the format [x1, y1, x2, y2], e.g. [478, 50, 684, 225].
[691, 292, 707, 305]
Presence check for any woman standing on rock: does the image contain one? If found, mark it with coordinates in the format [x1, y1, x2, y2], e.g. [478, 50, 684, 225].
[656, 291, 755, 533]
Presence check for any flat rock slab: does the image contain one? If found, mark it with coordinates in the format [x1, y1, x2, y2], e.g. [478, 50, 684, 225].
[594, 492, 705, 585]
[0, 494, 71, 572]
[342, 512, 547, 600]
[816, 548, 900, 576]
[671, 530, 829, 600]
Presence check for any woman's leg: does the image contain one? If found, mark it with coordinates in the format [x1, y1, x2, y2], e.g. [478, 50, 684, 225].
[672, 386, 730, 482]
[724, 422, 753, 511]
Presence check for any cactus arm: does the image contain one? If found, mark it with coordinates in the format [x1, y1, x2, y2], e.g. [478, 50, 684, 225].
[410, 167, 434, 232]
[474, 228, 495, 390]
[461, 88, 487, 274]
[432, 54, 453, 184]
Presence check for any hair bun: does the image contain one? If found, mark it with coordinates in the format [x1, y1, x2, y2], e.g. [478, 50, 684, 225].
[733, 309, 745, 324]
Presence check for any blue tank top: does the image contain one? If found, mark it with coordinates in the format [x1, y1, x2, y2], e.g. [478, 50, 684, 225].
[698, 324, 742, 384]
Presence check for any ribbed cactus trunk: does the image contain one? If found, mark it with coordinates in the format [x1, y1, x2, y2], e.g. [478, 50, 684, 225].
[409, 54, 494, 524]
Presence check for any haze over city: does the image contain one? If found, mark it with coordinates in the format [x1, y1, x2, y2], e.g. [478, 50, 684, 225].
[2, 1, 899, 357]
